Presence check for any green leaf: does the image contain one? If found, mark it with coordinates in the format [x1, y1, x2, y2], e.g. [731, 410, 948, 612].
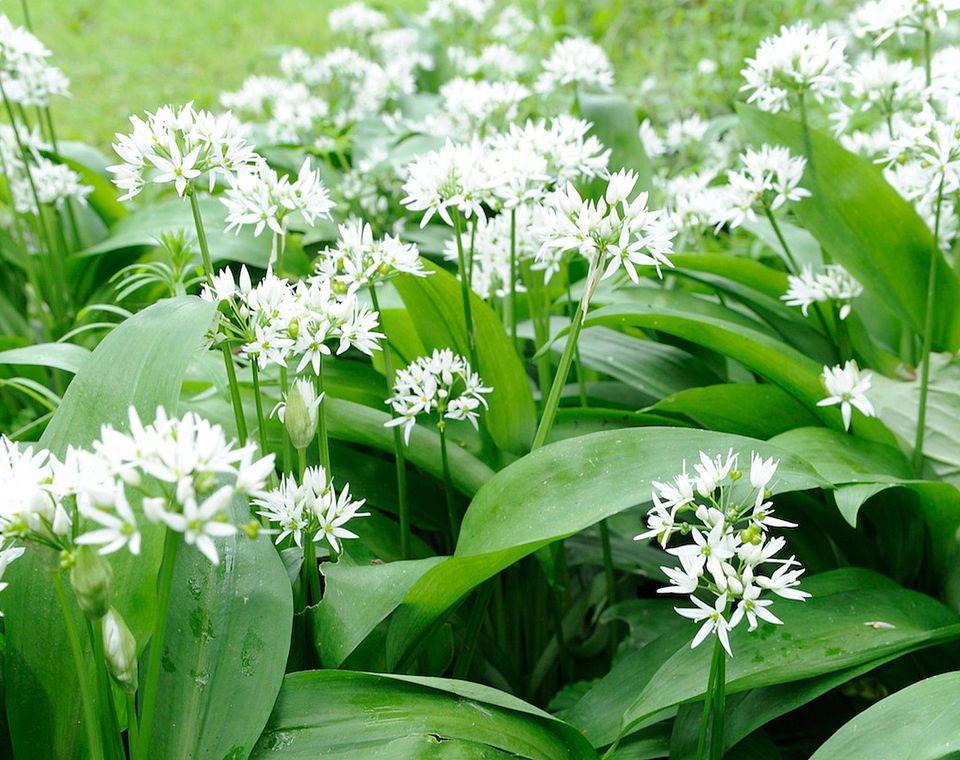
[2, 297, 216, 760]
[0, 342, 91, 374]
[570, 569, 960, 747]
[80, 197, 271, 267]
[811, 671, 960, 759]
[580, 93, 652, 193]
[250, 670, 598, 759]
[737, 104, 960, 351]
[143, 498, 293, 760]
[394, 263, 536, 455]
[382, 428, 825, 669]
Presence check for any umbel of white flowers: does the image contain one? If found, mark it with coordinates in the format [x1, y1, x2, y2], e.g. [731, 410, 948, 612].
[0, 406, 275, 591]
[819, 360, 877, 431]
[384, 348, 493, 444]
[636, 451, 810, 656]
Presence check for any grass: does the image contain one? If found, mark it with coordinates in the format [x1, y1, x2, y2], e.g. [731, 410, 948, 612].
[15, 0, 422, 147]
[15, 0, 854, 151]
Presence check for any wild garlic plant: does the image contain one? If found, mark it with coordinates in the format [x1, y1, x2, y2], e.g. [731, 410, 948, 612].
[637, 451, 809, 758]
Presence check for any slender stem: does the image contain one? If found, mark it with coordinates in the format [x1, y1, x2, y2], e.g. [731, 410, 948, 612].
[913, 176, 945, 474]
[51, 571, 103, 760]
[710, 646, 727, 760]
[41, 106, 82, 249]
[370, 285, 410, 559]
[250, 362, 269, 455]
[303, 539, 321, 606]
[566, 282, 589, 407]
[452, 582, 495, 678]
[924, 29, 932, 88]
[188, 191, 249, 442]
[315, 361, 330, 472]
[88, 618, 123, 760]
[125, 692, 139, 758]
[509, 208, 518, 351]
[452, 209, 480, 370]
[696, 636, 726, 760]
[531, 263, 595, 450]
[19, 0, 32, 29]
[439, 425, 459, 549]
[137, 531, 181, 760]
[297, 446, 307, 478]
[280, 366, 293, 475]
[763, 206, 800, 273]
[798, 89, 812, 163]
[598, 521, 616, 607]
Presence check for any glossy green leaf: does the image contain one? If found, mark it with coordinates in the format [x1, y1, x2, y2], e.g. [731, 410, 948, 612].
[0, 342, 90, 374]
[811, 671, 960, 759]
[2, 297, 216, 760]
[581, 93, 652, 193]
[143, 498, 293, 760]
[81, 197, 271, 267]
[394, 262, 536, 454]
[570, 569, 960, 747]
[250, 670, 598, 759]
[738, 104, 960, 351]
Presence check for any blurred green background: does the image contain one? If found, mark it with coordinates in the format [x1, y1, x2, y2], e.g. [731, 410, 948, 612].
[14, 0, 849, 148]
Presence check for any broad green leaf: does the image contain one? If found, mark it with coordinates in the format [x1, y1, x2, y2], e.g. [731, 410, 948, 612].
[80, 197, 271, 267]
[652, 384, 821, 439]
[143, 498, 293, 760]
[570, 569, 960, 747]
[0, 342, 90, 374]
[250, 670, 598, 759]
[382, 428, 825, 669]
[738, 104, 960, 351]
[2, 297, 216, 760]
[51, 147, 127, 227]
[811, 671, 960, 759]
[394, 263, 536, 454]
[581, 93, 652, 193]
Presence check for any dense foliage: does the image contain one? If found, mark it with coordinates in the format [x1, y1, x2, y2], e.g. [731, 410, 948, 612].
[2, 1, 960, 758]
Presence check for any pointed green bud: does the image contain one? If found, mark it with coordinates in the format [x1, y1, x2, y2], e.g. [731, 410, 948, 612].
[102, 607, 138, 692]
[285, 378, 321, 451]
[69, 547, 113, 619]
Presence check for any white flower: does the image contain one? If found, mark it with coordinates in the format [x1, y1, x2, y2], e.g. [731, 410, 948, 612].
[489, 116, 610, 185]
[782, 264, 862, 319]
[741, 22, 847, 113]
[718, 144, 810, 230]
[536, 37, 614, 96]
[328, 2, 388, 37]
[400, 139, 495, 227]
[316, 219, 427, 293]
[730, 582, 784, 631]
[818, 360, 876, 431]
[76, 486, 141, 556]
[161, 486, 237, 565]
[675, 593, 735, 655]
[750, 453, 779, 495]
[384, 349, 493, 445]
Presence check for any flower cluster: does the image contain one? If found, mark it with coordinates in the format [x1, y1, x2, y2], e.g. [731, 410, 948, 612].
[400, 138, 495, 227]
[0, 14, 70, 107]
[108, 103, 260, 200]
[0, 406, 274, 578]
[849, 0, 960, 45]
[637, 451, 809, 655]
[314, 219, 427, 294]
[717, 144, 811, 230]
[535, 169, 677, 289]
[782, 264, 863, 320]
[741, 22, 848, 113]
[385, 349, 493, 444]
[201, 266, 383, 373]
[535, 37, 615, 96]
[819, 360, 877, 431]
[253, 466, 367, 554]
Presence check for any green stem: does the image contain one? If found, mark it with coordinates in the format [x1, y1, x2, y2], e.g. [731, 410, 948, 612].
[696, 636, 726, 760]
[189, 190, 248, 442]
[509, 208, 518, 351]
[250, 362, 269, 456]
[566, 282, 588, 407]
[452, 209, 480, 370]
[280, 367, 293, 475]
[710, 645, 727, 760]
[924, 28, 932, 88]
[798, 89, 812, 164]
[452, 582, 495, 678]
[531, 262, 596, 450]
[88, 618, 123, 760]
[125, 692, 139, 758]
[439, 425, 459, 549]
[315, 360, 330, 472]
[370, 285, 410, 559]
[19, 0, 32, 29]
[913, 176, 945, 474]
[41, 106, 82, 249]
[52, 571, 103, 760]
[764, 206, 800, 273]
[303, 539, 321, 607]
[137, 531, 181, 760]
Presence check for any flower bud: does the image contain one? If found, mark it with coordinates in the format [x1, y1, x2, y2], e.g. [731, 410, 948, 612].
[69, 547, 113, 619]
[285, 378, 321, 451]
[102, 608, 138, 692]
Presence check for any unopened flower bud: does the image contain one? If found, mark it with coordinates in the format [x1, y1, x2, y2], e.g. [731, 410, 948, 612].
[285, 378, 321, 451]
[102, 608, 138, 692]
[69, 547, 113, 619]
[243, 520, 261, 539]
